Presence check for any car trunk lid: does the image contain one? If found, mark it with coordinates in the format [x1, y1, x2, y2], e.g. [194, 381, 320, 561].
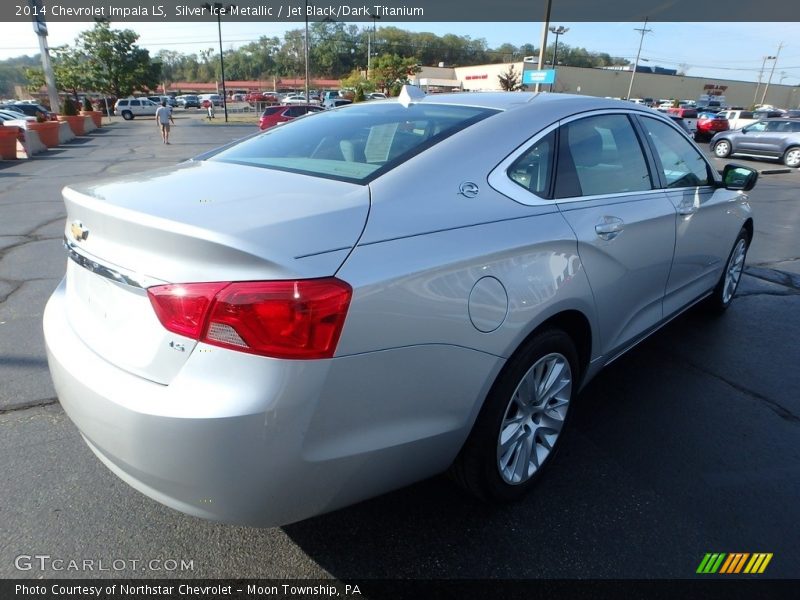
[61, 160, 369, 384]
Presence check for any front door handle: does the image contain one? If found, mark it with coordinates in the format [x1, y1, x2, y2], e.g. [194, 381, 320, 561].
[595, 217, 624, 241]
[678, 202, 698, 216]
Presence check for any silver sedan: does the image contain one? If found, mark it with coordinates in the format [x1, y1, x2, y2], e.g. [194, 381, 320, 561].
[44, 89, 756, 526]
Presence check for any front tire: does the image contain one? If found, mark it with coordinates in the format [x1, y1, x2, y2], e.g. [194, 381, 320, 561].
[713, 139, 732, 158]
[451, 328, 579, 502]
[706, 228, 750, 313]
[783, 146, 800, 168]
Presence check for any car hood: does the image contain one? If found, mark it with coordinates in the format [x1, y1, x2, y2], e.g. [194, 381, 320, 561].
[63, 160, 370, 283]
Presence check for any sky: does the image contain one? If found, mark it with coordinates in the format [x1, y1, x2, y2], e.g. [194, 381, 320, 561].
[2, 20, 800, 86]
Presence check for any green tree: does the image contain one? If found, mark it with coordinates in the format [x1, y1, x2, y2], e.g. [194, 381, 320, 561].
[498, 64, 522, 91]
[79, 22, 160, 97]
[371, 54, 420, 94]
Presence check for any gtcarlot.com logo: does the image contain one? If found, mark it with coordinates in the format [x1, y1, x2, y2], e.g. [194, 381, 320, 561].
[696, 552, 773, 574]
[14, 554, 194, 572]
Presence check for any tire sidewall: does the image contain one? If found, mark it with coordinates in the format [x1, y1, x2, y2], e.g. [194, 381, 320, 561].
[710, 229, 750, 311]
[714, 140, 730, 157]
[468, 329, 580, 502]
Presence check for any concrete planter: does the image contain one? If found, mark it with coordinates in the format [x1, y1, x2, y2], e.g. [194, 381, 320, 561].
[57, 115, 85, 136]
[28, 121, 61, 148]
[81, 110, 103, 128]
[0, 126, 20, 159]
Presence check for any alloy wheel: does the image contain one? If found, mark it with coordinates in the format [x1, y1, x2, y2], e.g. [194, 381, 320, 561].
[497, 353, 572, 485]
[722, 238, 747, 305]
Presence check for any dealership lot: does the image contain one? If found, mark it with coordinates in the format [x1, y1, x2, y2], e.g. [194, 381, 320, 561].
[0, 114, 798, 579]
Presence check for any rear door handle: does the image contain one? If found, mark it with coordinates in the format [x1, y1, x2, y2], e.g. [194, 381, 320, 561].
[595, 217, 624, 240]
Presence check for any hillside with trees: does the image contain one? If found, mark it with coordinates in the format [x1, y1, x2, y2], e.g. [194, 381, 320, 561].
[1, 23, 629, 97]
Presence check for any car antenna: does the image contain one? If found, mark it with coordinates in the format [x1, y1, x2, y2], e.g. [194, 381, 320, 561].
[398, 85, 425, 108]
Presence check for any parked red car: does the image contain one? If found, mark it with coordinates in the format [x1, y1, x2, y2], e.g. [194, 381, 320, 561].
[695, 114, 729, 142]
[258, 105, 323, 130]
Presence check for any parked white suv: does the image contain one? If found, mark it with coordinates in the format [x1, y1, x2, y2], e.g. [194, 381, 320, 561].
[115, 98, 159, 120]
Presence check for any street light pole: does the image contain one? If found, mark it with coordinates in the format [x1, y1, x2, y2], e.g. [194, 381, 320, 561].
[627, 17, 652, 101]
[534, 0, 553, 93]
[304, 0, 309, 104]
[203, 2, 233, 122]
[548, 25, 568, 92]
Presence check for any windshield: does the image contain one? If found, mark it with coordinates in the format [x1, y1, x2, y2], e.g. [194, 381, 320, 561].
[210, 102, 499, 184]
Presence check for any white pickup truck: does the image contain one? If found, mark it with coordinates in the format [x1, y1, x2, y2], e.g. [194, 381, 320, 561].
[717, 110, 759, 131]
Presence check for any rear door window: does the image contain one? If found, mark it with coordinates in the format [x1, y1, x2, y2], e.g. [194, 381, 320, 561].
[554, 114, 653, 198]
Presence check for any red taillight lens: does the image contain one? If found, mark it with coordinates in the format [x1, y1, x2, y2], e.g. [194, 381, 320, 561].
[147, 279, 352, 360]
[147, 282, 229, 338]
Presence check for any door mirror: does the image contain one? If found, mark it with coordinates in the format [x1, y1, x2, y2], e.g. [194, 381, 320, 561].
[720, 164, 758, 191]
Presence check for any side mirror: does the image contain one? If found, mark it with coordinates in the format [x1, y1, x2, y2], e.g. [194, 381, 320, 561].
[720, 164, 758, 191]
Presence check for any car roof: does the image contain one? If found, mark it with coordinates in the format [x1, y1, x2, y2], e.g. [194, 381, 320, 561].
[414, 91, 662, 118]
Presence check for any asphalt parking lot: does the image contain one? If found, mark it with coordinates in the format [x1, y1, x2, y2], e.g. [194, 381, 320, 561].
[0, 112, 798, 581]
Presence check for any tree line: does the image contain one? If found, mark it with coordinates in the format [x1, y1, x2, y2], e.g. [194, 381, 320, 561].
[5, 22, 630, 100]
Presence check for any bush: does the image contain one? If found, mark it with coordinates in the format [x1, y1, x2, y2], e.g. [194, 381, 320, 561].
[354, 86, 366, 103]
[82, 97, 93, 111]
[61, 98, 78, 116]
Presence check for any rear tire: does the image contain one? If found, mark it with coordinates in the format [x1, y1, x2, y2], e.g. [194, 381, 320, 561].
[783, 146, 800, 168]
[121, 111, 133, 121]
[705, 228, 750, 313]
[451, 328, 579, 502]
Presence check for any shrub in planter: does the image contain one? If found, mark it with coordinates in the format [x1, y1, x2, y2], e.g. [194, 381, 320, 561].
[62, 98, 79, 116]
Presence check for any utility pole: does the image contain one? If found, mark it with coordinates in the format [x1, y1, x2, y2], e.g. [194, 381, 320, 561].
[534, 0, 553, 93]
[753, 55, 775, 106]
[627, 18, 652, 101]
[760, 43, 783, 106]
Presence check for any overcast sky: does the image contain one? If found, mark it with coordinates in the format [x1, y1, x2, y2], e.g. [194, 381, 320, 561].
[2, 21, 799, 86]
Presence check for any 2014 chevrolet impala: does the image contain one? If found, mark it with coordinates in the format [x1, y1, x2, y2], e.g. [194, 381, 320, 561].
[44, 88, 756, 526]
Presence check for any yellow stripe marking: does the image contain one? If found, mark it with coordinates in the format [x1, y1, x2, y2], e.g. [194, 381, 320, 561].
[758, 553, 773, 574]
[744, 554, 759, 573]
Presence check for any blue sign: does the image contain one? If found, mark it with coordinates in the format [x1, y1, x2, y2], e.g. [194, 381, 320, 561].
[522, 69, 556, 85]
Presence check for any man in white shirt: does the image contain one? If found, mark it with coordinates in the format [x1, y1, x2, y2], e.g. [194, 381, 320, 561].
[155, 100, 175, 144]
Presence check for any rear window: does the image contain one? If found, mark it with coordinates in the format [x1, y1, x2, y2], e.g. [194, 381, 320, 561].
[211, 103, 498, 184]
[681, 109, 698, 118]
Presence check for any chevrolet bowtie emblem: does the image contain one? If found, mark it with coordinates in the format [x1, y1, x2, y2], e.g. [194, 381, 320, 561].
[70, 221, 89, 242]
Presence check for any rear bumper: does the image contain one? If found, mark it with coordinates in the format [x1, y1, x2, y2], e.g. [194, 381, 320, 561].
[44, 278, 499, 526]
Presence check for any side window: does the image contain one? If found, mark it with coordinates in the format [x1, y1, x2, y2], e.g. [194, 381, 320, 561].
[748, 121, 767, 132]
[130, 100, 141, 107]
[639, 117, 711, 189]
[507, 130, 556, 197]
[555, 114, 652, 198]
[117, 101, 128, 107]
[285, 107, 302, 117]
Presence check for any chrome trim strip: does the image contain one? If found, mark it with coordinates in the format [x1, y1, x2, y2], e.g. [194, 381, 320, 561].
[64, 237, 165, 290]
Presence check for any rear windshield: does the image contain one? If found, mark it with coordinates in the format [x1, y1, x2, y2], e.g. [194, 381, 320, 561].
[210, 102, 498, 184]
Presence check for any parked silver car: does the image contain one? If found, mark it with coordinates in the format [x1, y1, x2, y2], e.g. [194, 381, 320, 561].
[44, 90, 756, 526]
[710, 118, 800, 167]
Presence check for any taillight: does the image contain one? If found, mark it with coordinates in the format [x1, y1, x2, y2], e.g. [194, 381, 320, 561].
[147, 279, 352, 360]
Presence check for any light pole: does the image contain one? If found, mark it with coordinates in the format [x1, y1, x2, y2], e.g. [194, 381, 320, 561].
[753, 55, 776, 106]
[367, 15, 380, 80]
[203, 2, 234, 122]
[627, 18, 652, 101]
[533, 0, 553, 93]
[548, 25, 568, 92]
[304, 0, 309, 104]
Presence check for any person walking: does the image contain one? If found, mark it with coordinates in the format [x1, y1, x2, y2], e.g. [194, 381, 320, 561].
[155, 100, 175, 144]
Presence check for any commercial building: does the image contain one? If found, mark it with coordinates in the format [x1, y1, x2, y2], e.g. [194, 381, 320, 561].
[411, 62, 800, 108]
